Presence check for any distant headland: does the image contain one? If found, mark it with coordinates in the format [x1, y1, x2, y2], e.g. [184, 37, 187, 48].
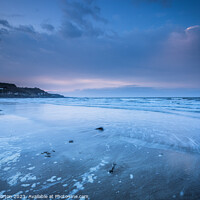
[0, 82, 65, 98]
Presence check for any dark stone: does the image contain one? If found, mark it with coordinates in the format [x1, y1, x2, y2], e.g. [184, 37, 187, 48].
[69, 140, 74, 143]
[43, 151, 50, 154]
[109, 163, 116, 174]
[52, 150, 55, 152]
[41, 151, 51, 156]
[109, 169, 113, 174]
[95, 127, 104, 131]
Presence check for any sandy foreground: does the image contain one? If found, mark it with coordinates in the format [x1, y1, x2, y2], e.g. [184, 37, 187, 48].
[0, 101, 200, 200]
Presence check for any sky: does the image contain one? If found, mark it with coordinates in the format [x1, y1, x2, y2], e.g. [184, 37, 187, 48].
[0, 0, 200, 97]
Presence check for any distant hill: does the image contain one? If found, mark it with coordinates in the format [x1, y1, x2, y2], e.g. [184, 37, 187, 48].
[0, 82, 65, 98]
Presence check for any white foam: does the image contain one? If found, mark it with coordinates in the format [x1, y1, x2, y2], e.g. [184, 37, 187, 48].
[8, 172, 22, 186]
[69, 159, 108, 196]
[31, 183, 36, 188]
[47, 176, 56, 182]
[14, 191, 23, 196]
[20, 173, 36, 182]
[0, 152, 20, 165]
[0, 191, 6, 195]
[180, 191, 184, 196]
[87, 174, 95, 183]
[57, 177, 61, 181]
[3, 167, 11, 171]
[27, 166, 35, 170]
[74, 182, 84, 190]
[21, 184, 30, 187]
[130, 174, 134, 179]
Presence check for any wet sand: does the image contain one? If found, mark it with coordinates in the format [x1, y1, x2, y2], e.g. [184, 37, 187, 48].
[0, 102, 200, 200]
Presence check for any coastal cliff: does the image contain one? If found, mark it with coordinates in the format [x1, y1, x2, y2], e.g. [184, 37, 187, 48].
[0, 83, 64, 98]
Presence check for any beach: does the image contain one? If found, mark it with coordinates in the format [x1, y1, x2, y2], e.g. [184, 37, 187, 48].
[0, 98, 200, 200]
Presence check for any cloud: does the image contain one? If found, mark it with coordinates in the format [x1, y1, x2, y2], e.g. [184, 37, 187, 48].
[0, 18, 36, 35]
[0, 19, 10, 40]
[141, 24, 200, 87]
[0, 16, 199, 93]
[185, 25, 200, 32]
[33, 77, 135, 92]
[0, 28, 9, 35]
[41, 23, 55, 32]
[0, 19, 11, 28]
[60, 0, 106, 38]
[15, 25, 36, 34]
[60, 21, 82, 38]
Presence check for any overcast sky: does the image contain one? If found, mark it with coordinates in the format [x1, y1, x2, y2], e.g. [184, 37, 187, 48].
[0, 0, 200, 96]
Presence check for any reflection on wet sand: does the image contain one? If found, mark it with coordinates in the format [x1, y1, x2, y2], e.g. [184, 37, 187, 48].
[0, 99, 200, 199]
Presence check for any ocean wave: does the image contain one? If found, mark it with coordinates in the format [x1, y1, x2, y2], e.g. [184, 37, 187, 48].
[0, 97, 200, 118]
